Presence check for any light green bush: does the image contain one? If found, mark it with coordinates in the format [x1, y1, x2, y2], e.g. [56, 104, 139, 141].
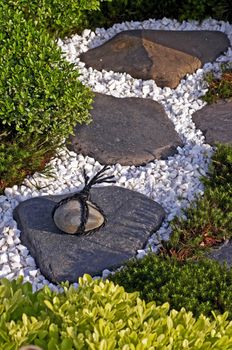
[7, 0, 109, 38]
[1, 275, 232, 349]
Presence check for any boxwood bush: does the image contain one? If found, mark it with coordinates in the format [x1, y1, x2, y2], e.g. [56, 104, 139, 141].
[1, 275, 232, 349]
[110, 254, 232, 319]
[0, 3, 93, 192]
[7, 0, 109, 39]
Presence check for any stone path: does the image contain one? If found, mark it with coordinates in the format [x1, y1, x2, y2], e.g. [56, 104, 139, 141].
[13, 187, 165, 283]
[80, 30, 229, 88]
[13, 29, 232, 283]
[69, 93, 183, 166]
[192, 100, 232, 145]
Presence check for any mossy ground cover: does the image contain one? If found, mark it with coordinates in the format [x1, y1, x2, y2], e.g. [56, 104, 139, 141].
[159, 143, 232, 261]
[203, 63, 232, 104]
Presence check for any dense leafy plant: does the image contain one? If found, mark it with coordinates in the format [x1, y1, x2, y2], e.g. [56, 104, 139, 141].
[6, 0, 109, 39]
[202, 63, 232, 104]
[88, 0, 180, 29]
[0, 4, 93, 192]
[160, 144, 232, 260]
[88, 0, 232, 30]
[111, 254, 232, 319]
[178, 0, 220, 21]
[1, 275, 232, 349]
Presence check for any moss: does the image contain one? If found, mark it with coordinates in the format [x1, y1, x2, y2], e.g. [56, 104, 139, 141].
[202, 63, 232, 104]
[160, 144, 232, 261]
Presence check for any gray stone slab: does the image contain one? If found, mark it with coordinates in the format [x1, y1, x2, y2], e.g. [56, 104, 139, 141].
[69, 93, 183, 166]
[80, 30, 229, 88]
[13, 186, 165, 283]
[208, 240, 232, 267]
[192, 100, 232, 145]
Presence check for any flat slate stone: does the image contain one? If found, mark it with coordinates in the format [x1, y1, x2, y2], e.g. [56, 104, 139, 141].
[13, 186, 165, 283]
[69, 93, 183, 166]
[80, 30, 229, 88]
[192, 100, 232, 145]
[208, 240, 232, 267]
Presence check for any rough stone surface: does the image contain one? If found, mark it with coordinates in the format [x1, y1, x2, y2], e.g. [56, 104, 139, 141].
[192, 100, 232, 145]
[208, 240, 232, 267]
[80, 30, 229, 88]
[13, 186, 165, 283]
[69, 93, 183, 166]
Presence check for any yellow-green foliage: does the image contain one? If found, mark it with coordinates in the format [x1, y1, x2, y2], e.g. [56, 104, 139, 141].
[1, 275, 232, 349]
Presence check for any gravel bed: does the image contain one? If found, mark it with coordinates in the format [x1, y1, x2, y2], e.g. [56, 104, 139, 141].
[0, 17, 232, 291]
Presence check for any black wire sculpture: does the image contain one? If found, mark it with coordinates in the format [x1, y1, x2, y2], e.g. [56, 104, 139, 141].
[52, 165, 116, 235]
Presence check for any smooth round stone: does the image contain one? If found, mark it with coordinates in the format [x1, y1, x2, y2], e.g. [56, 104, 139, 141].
[19, 346, 43, 350]
[53, 199, 105, 234]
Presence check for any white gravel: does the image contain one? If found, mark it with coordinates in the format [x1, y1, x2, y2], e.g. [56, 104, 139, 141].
[1, 17, 232, 290]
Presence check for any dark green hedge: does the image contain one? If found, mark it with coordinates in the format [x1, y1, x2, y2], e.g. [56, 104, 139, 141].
[88, 0, 232, 30]
[110, 254, 232, 319]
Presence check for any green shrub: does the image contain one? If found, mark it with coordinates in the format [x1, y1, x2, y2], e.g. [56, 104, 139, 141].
[7, 0, 109, 39]
[202, 64, 232, 104]
[88, 0, 180, 30]
[0, 4, 93, 191]
[160, 144, 232, 260]
[88, 0, 232, 30]
[111, 254, 232, 320]
[179, 0, 218, 21]
[179, 0, 232, 21]
[1, 275, 232, 349]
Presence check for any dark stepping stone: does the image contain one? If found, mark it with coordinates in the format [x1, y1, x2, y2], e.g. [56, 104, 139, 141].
[192, 100, 232, 145]
[208, 240, 232, 267]
[69, 93, 183, 166]
[13, 186, 165, 283]
[80, 30, 229, 88]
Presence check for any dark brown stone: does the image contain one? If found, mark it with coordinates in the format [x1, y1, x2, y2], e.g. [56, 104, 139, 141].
[68, 93, 183, 166]
[13, 186, 165, 283]
[192, 100, 232, 145]
[80, 30, 229, 88]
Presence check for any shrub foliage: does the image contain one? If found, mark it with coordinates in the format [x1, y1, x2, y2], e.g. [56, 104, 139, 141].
[7, 0, 107, 38]
[0, 3, 93, 191]
[1, 275, 232, 349]
[88, 0, 232, 30]
[111, 254, 232, 319]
